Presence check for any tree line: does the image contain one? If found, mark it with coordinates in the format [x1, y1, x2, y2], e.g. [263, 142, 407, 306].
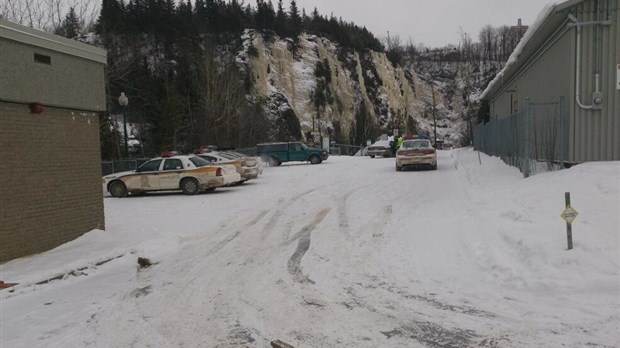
[3, 0, 386, 159]
[385, 23, 526, 67]
[2, 0, 525, 156]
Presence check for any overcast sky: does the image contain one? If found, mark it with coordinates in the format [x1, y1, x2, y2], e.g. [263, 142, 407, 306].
[247, 0, 560, 47]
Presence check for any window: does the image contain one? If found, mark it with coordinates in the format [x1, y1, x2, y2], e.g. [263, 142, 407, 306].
[163, 159, 183, 171]
[411, 140, 429, 149]
[137, 159, 162, 172]
[294, 143, 303, 151]
[402, 141, 415, 149]
[189, 156, 210, 167]
[34, 53, 51, 65]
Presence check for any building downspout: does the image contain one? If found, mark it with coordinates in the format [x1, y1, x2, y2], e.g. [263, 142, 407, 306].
[569, 9, 610, 110]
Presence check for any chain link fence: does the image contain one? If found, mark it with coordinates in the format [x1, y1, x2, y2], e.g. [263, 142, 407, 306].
[330, 144, 363, 156]
[101, 159, 151, 176]
[102, 144, 364, 176]
[474, 97, 567, 177]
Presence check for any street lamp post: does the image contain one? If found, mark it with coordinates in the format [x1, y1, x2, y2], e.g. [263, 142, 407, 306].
[118, 92, 129, 159]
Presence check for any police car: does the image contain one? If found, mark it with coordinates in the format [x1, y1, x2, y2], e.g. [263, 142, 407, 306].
[194, 150, 260, 182]
[103, 152, 241, 197]
[395, 136, 437, 171]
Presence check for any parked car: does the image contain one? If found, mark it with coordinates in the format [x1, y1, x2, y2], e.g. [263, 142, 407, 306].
[103, 153, 241, 197]
[367, 140, 393, 158]
[196, 151, 258, 183]
[219, 151, 263, 176]
[257, 142, 328, 166]
[395, 139, 437, 171]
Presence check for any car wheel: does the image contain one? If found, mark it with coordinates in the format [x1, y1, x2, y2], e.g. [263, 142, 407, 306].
[109, 181, 127, 198]
[370, 155, 375, 158]
[309, 155, 321, 164]
[180, 178, 200, 195]
[268, 157, 279, 167]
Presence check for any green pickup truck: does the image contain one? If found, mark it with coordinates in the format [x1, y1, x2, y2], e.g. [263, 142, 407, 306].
[257, 142, 329, 166]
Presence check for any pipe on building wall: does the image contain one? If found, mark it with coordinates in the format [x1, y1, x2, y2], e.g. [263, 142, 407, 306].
[568, 10, 611, 110]
[490, 3, 612, 104]
[573, 17, 594, 109]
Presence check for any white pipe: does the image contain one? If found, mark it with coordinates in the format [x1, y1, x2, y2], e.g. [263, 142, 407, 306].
[573, 17, 594, 110]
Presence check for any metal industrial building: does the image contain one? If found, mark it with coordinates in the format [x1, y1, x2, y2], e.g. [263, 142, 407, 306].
[0, 19, 107, 262]
[477, 0, 619, 172]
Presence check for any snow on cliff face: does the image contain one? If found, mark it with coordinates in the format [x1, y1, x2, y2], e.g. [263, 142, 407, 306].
[238, 30, 466, 144]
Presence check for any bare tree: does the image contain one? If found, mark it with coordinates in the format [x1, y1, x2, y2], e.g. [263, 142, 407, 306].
[479, 25, 496, 62]
[1, 0, 99, 33]
[194, 46, 248, 148]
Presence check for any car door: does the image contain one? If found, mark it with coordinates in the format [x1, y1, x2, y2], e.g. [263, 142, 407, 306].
[159, 158, 184, 189]
[288, 142, 306, 161]
[130, 159, 163, 190]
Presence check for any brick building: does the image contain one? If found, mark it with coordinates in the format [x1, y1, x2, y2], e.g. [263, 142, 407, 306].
[0, 20, 107, 262]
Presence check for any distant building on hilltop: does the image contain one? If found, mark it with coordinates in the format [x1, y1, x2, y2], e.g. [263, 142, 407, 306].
[510, 18, 529, 37]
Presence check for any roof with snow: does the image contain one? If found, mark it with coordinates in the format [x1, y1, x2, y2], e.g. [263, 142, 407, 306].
[480, 0, 585, 101]
[0, 19, 106, 64]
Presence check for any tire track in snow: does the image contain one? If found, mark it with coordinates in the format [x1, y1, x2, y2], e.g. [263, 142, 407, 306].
[367, 205, 392, 238]
[337, 191, 354, 236]
[261, 186, 325, 240]
[208, 209, 269, 253]
[287, 208, 330, 283]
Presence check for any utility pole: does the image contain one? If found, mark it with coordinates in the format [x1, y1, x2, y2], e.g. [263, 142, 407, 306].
[431, 84, 437, 144]
[118, 92, 129, 159]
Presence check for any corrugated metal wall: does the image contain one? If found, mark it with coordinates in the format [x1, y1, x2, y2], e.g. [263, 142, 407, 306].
[570, 0, 619, 162]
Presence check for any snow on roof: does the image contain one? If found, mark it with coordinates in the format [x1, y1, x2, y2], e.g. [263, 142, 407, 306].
[479, 3, 558, 100]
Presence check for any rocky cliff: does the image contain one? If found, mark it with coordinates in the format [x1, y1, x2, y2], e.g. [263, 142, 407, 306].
[237, 30, 468, 146]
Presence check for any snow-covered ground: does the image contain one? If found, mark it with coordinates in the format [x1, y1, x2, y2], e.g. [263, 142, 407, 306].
[1, 149, 618, 348]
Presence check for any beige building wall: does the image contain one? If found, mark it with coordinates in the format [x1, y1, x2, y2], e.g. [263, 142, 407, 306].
[0, 40, 106, 111]
[0, 103, 105, 262]
[0, 19, 107, 262]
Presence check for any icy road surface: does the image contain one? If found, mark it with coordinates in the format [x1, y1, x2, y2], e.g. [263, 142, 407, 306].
[1, 149, 619, 347]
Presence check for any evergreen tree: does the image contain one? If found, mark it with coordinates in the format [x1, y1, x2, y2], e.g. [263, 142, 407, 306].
[97, 0, 124, 36]
[288, 0, 301, 38]
[205, 0, 221, 32]
[275, 0, 286, 35]
[255, 0, 275, 31]
[58, 7, 81, 39]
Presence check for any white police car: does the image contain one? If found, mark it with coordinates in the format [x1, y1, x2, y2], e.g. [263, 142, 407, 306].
[103, 152, 241, 197]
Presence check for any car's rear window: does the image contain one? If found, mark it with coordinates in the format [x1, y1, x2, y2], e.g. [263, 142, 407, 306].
[371, 140, 390, 147]
[189, 156, 210, 167]
[218, 153, 238, 160]
[403, 140, 430, 148]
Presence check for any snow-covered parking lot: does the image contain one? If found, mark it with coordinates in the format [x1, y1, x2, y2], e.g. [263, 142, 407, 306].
[1, 149, 619, 347]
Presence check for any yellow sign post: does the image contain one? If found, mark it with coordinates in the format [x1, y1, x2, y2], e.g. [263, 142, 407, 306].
[561, 192, 579, 250]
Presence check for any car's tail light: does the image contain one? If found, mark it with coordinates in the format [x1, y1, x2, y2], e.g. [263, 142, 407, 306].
[216, 167, 222, 176]
[423, 148, 436, 154]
